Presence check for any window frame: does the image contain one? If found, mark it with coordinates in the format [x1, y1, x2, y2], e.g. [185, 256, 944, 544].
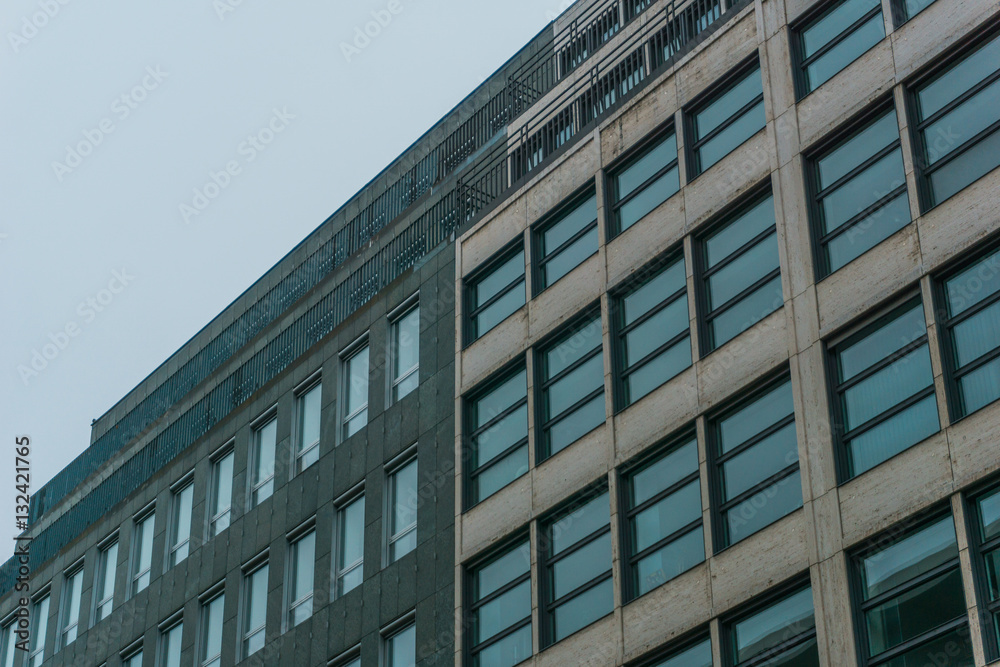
[905, 26, 1000, 212]
[464, 239, 527, 347]
[847, 506, 968, 667]
[385, 448, 419, 565]
[463, 361, 530, 509]
[197, 583, 225, 667]
[388, 294, 420, 404]
[824, 294, 938, 483]
[684, 55, 765, 179]
[967, 477, 1000, 662]
[58, 560, 85, 649]
[530, 184, 600, 295]
[334, 484, 366, 598]
[610, 247, 691, 412]
[538, 484, 613, 649]
[707, 369, 801, 550]
[693, 181, 782, 352]
[889, 0, 937, 26]
[330, 645, 362, 667]
[27, 589, 50, 667]
[167, 473, 195, 568]
[605, 122, 680, 240]
[285, 520, 317, 629]
[627, 627, 713, 667]
[120, 640, 144, 667]
[158, 612, 184, 667]
[721, 575, 818, 667]
[932, 236, 1000, 423]
[803, 99, 908, 279]
[617, 428, 704, 603]
[381, 613, 416, 667]
[129, 504, 156, 598]
[240, 553, 269, 661]
[208, 442, 235, 538]
[0, 613, 18, 667]
[790, 0, 886, 100]
[534, 307, 606, 463]
[249, 408, 278, 508]
[340, 335, 371, 441]
[93, 532, 119, 625]
[293, 373, 323, 475]
[464, 532, 533, 667]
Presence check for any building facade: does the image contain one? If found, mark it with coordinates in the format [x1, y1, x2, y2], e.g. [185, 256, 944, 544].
[5, 0, 1000, 666]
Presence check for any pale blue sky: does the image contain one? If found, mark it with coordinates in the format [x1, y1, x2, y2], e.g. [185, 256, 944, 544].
[0, 0, 568, 556]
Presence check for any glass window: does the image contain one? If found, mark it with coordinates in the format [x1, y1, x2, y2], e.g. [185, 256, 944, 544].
[343, 344, 370, 438]
[388, 458, 418, 562]
[28, 594, 49, 667]
[466, 368, 529, 505]
[168, 481, 194, 567]
[59, 566, 84, 647]
[160, 620, 182, 667]
[1, 617, 17, 667]
[711, 377, 802, 546]
[242, 562, 268, 659]
[725, 584, 819, 666]
[131, 511, 155, 597]
[911, 32, 1000, 208]
[336, 494, 365, 596]
[609, 129, 680, 235]
[698, 190, 782, 349]
[622, 436, 704, 600]
[386, 623, 416, 667]
[613, 254, 691, 408]
[200, 592, 224, 667]
[892, 0, 936, 23]
[541, 491, 613, 647]
[830, 299, 939, 479]
[689, 63, 765, 176]
[538, 316, 606, 459]
[646, 636, 713, 667]
[535, 191, 599, 290]
[852, 514, 973, 666]
[391, 304, 420, 402]
[939, 247, 1000, 418]
[795, 0, 885, 96]
[295, 382, 322, 473]
[808, 107, 910, 276]
[468, 540, 532, 667]
[94, 539, 118, 622]
[467, 246, 526, 342]
[971, 483, 1000, 657]
[250, 417, 277, 506]
[122, 648, 143, 667]
[209, 450, 233, 537]
[287, 530, 315, 627]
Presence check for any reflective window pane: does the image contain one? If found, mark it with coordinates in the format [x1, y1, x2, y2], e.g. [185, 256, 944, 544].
[692, 65, 765, 174]
[612, 131, 679, 234]
[651, 638, 713, 667]
[470, 249, 526, 340]
[288, 530, 315, 626]
[337, 495, 365, 596]
[200, 593, 224, 667]
[169, 482, 193, 567]
[389, 459, 418, 562]
[252, 418, 277, 506]
[210, 451, 234, 536]
[732, 586, 816, 664]
[243, 563, 268, 658]
[541, 318, 605, 458]
[160, 622, 182, 667]
[469, 369, 529, 503]
[132, 512, 155, 596]
[538, 194, 598, 289]
[470, 540, 532, 667]
[387, 624, 416, 667]
[798, 0, 884, 94]
[296, 383, 322, 470]
[95, 540, 118, 621]
[343, 345, 369, 438]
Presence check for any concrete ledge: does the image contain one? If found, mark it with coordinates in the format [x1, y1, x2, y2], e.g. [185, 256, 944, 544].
[621, 563, 712, 662]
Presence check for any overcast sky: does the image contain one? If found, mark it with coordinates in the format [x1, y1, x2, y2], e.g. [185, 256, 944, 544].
[0, 0, 571, 559]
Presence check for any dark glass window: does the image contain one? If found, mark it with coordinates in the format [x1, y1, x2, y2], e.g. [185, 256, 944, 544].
[938, 246, 1000, 418]
[538, 316, 605, 460]
[613, 254, 691, 409]
[468, 246, 526, 342]
[724, 584, 820, 666]
[697, 189, 782, 350]
[910, 32, 1000, 208]
[624, 0, 655, 22]
[535, 191, 599, 291]
[688, 62, 765, 176]
[608, 129, 679, 236]
[540, 491, 613, 647]
[795, 0, 885, 97]
[808, 107, 910, 276]
[970, 483, 1000, 659]
[891, 0, 936, 23]
[468, 539, 533, 667]
[710, 376, 802, 547]
[644, 635, 713, 667]
[466, 368, 530, 505]
[851, 514, 974, 666]
[830, 298, 939, 479]
[621, 435, 704, 600]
